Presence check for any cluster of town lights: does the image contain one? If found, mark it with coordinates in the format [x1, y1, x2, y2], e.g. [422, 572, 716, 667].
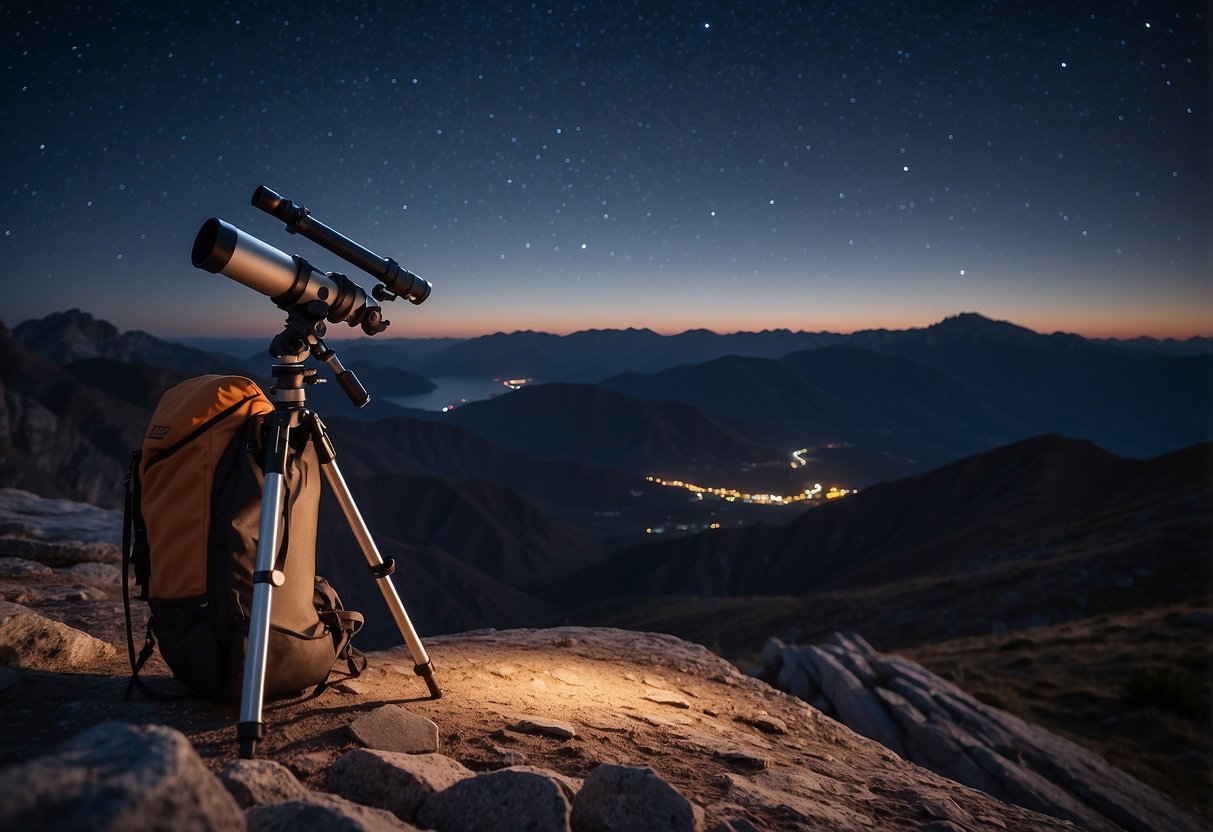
[645, 476, 852, 504]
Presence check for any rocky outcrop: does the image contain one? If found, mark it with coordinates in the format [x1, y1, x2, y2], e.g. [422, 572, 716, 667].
[758, 632, 1204, 832]
[0, 600, 118, 670]
[0, 487, 123, 545]
[0, 381, 127, 507]
[0, 606, 1093, 832]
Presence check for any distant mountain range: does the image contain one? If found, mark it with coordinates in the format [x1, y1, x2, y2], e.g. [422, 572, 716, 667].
[363, 312, 1210, 477]
[595, 316, 1212, 462]
[275, 316, 1209, 383]
[2, 308, 1208, 646]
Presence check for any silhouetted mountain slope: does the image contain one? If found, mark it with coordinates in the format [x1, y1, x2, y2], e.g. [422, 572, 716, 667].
[433, 382, 772, 471]
[604, 354, 855, 437]
[847, 313, 1212, 457]
[416, 329, 541, 377]
[323, 472, 593, 587]
[323, 415, 649, 510]
[561, 447, 1211, 660]
[62, 358, 191, 410]
[315, 472, 586, 643]
[598, 315, 1211, 461]
[777, 346, 1026, 447]
[0, 324, 147, 507]
[421, 327, 844, 381]
[316, 537, 552, 645]
[1093, 335, 1213, 356]
[13, 309, 246, 375]
[551, 437, 1213, 602]
[602, 346, 1025, 458]
[344, 360, 435, 395]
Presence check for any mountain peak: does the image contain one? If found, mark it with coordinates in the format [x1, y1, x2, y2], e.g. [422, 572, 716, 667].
[12, 309, 243, 375]
[921, 312, 1041, 344]
[12, 308, 121, 363]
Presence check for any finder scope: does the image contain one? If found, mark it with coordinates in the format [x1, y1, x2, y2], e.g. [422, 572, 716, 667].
[191, 185, 432, 336]
[252, 185, 431, 305]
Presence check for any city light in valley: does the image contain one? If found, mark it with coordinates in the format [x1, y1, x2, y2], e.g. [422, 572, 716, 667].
[646, 447, 856, 506]
[645, 475, 853, 505]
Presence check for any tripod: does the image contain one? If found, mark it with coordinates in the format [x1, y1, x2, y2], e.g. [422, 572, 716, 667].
[237, 306, 441, 759]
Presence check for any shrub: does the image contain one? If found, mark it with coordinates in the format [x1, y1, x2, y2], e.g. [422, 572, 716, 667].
[1119, 666, 1208, 722]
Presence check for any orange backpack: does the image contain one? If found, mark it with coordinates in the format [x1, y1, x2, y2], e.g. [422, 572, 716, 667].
[122, 375, 363, 700]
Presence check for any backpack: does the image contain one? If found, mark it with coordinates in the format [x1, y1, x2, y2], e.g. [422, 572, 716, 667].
[122, 374, 364, 701]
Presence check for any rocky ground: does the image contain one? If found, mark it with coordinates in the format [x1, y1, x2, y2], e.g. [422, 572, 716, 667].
[0, 488, 1204, 831]
[3, 607, 1085, 831]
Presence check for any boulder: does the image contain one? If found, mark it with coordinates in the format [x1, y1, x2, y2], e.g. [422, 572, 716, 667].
[246, 794, 419, 831]
[417, 766, 573, 832]
[219, 759, 310, 809]
[571, 763, 704, 832]
[0, 722, 244, 831]
[0, 601, 117, 670]
[328, 749, 472, 822]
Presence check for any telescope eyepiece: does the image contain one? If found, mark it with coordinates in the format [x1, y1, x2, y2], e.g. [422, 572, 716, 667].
[253, 185, 308, 226]
[381, 259, 432, 305]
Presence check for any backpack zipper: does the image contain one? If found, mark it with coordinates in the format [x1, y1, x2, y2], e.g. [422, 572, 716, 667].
[144, 393, 263, 472]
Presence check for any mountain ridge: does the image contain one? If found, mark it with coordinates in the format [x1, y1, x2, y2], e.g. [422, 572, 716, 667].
[549, 436, 1212, 602]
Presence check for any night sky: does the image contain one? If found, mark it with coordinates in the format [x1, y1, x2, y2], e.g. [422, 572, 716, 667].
[3, 2, 1209, 340]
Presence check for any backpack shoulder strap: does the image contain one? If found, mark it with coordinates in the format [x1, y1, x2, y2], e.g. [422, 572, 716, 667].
[121, 451, 192, 703]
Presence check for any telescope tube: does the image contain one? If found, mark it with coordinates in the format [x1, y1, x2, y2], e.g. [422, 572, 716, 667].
[192, 218, 385, 333]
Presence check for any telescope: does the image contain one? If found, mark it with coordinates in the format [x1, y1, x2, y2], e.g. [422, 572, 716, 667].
[191, 186, 432, 336]
[186, 189, 443, 760]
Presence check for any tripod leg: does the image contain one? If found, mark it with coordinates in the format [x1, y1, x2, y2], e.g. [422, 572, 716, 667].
[237, 414, 292, 759]
[307, 414, 441, 698]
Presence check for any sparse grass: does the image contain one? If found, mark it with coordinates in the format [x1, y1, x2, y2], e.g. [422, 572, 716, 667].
[1119, 665, 1208, 722]
[972, 684, 1031, 719]
[904, 602, 1213, 823]
[997, 637, 1034, 651]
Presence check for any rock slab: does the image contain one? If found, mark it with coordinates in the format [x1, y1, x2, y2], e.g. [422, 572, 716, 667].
[759, 632, 1205, 832]
[349, 704, 439, 753]
[0, 601, 117, 671]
